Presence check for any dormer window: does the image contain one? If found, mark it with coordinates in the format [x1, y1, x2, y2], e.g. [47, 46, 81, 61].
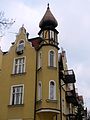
[16, 40, 25, 55]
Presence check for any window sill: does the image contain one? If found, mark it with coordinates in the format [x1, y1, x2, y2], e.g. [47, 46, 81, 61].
[11, 72, 26, 76]
[46, 99, 58, 103]
[8, 104, 24, 108]
[48, 66, 57, 69]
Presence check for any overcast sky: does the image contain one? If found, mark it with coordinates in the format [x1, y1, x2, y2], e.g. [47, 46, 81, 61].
[0, 0, 90, 110]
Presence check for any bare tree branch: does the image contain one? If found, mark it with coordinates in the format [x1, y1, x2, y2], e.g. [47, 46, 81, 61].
[0, 11, 15, 37]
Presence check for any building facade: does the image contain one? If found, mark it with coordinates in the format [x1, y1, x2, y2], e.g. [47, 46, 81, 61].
[0, 4, 86, 120]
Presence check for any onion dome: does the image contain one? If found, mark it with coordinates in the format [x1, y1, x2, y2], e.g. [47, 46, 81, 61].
[39, 4, 58, 28]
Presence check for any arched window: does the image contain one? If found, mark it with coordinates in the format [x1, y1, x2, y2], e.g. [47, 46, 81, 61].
[38, 51, 42, 69]
[49, 80, 56, 100]
[48, 50, 56, 67]
[18, 40, 25, 49]
[16, 40, 25, 54]
[50, 30, 54, 40]
[38, 81, 42, 100]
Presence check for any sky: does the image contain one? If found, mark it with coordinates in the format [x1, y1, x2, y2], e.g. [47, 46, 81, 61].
[0, 0, 90, 110]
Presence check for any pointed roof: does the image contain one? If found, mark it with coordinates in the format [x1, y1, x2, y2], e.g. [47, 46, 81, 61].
[19, 25, 26, 34]
[39, 4, 58, 28]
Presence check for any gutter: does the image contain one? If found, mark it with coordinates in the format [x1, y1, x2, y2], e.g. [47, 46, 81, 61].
[58, 61, 62, 120]
[34, 50, 38, 120]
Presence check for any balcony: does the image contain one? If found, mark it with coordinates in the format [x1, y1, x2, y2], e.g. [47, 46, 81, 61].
[63, 70, 76, 84]
[66, 114, 76, 120]
[66, 90, 78, 106]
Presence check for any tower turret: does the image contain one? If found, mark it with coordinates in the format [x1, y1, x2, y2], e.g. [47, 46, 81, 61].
[38, 4, 59, 48]
[36, 4, 60, 120]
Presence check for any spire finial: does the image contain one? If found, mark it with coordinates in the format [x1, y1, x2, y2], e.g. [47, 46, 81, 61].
[47, 3, 49, 9]
[22, 24, 24, 27]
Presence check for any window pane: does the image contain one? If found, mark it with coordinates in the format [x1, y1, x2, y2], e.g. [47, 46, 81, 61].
[38, 52, 42, 69]
[12, 93, 15, 105]
[50, 81, 54, 99]
[19, 64, 22, 73]
[50, 51, 54, 67]
[11, 86, 23, 105]
[50, 30, 54, 40]
[16, 93, 20, 104]
[15, 59, 18, 64]
[17, 40, 24, 51]
[14, 57, 25, 74]
[15, 65, 18, 74]
[38, 82, 42, 100]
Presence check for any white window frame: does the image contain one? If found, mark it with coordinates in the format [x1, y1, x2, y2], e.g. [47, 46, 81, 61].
[38, 51, 42, 69]
[38, 81, 42, 100]
[48, 50, 56, 67]
[49, 80, 56, 100]
[12, 56, 26, 74]
[16, 40, 25, 52]
[50, 30, 54, 40]
[10, 84, 24, 105]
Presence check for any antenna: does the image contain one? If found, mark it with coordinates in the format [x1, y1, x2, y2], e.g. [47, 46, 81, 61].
[22, 24, 24, 27]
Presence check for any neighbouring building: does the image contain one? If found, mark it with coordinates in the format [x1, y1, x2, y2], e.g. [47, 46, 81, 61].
[0, 4, 87, 120]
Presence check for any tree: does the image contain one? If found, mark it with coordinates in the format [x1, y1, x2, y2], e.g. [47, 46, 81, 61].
[0, 11, 15, 37]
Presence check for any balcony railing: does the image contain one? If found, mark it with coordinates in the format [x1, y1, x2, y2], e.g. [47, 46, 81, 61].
[66, 90, 78, 106]
[63, 70, 76, 84]
[66, 113, 76, 120]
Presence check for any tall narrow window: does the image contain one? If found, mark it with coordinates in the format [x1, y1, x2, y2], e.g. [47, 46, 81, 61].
[49, 80, 56, 100]
[50, 30, 54, 40]
[48, 50, 56, 67]
[10, 85, 24, 105]
[44, 30, 48, 39]
[38, 51, 42, 69]
[55, 33, 58, 42]
[13, 57, 25, 74]
[68, 83, 74, 90]
[38, 81, 42, 100]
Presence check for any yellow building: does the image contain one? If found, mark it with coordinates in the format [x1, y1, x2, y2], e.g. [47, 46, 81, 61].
[0, 4, 86, 120]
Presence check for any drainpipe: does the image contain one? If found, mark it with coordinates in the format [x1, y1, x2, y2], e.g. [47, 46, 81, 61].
[34, 50, 38, 120]
[58, 61, 62, 120]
